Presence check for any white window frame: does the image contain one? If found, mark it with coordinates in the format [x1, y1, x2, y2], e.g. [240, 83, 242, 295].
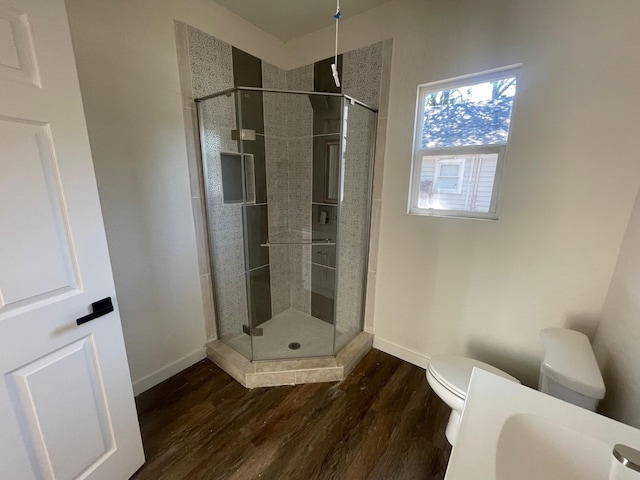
[434, 158, 465, 194]
[408, 65, 521, 220]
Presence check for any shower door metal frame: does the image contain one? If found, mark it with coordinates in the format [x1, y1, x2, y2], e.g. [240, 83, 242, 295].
[195, 90, 259, 363]
[234, 91, 262, 360]
[195, 97, 224, 347]
[360, 104, 379, 339]
[196, 86, 376, 112]
[331, 96, 346, 355]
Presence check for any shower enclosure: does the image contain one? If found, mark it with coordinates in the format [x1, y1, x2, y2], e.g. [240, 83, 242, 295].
[196, 87, 377, 362]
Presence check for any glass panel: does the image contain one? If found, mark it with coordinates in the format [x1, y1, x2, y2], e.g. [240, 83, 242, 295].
[198, 92, 252, 360]
[420, 76, 517, 149]
[250, 90, 339, 360]
[437, 177, 459, 191]
[440, 164, 460, 177]
[334, 101, 377, 353]
[417, 153, 499, 213]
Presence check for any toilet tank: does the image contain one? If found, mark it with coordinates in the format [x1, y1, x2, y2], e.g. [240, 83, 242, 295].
[539, 328, 606, 411]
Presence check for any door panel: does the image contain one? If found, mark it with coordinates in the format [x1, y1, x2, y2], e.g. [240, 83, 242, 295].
[7, 337, 114, 480]
[0, 3, 40, 86]
[0, 0, 144, 478]
[0, 117, 79, 313]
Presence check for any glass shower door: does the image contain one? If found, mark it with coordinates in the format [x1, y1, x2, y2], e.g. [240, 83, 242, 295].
[334, 99, 377, 353]
[248, 90, 339, 361]
[198, 91, 254, 360]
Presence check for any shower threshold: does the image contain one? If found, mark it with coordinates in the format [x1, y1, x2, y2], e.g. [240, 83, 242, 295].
[206, 329, 373, 389]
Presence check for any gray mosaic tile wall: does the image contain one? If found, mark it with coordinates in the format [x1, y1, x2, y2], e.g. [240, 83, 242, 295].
[343, 42, 383, 110]
[287, 134, 313, 237]
[364, 39, 393, 334]
[196, 91, 247, 343]
[175, 21, 218, 341]
[309, 55, 342, 324]
[262, 62, 291, 316]
[286, 65, 314, 314]
[187, 27, 234, 99]
[336, 42, 384, 348]
[188, 26, 268, 351]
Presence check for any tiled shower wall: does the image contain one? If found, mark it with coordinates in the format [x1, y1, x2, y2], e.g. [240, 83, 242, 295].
[184, 25, 273, 343]
[176, 20, 391, 343]
[365, 41, 392, 334]
[262, 63, 290, 316]
[338, 43, 385, 347]
[274, 43, 392, 339]
[285, 65, 314, 315]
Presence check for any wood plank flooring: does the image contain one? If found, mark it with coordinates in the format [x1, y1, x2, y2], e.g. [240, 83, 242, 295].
[132, 349, 452, 480]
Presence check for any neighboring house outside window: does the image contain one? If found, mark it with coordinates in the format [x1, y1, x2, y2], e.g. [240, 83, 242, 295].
[434, 159, 465, 194]
[409, 66, 520, 219]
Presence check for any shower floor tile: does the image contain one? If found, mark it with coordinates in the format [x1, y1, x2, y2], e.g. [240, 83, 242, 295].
[225, 308, 347, 360]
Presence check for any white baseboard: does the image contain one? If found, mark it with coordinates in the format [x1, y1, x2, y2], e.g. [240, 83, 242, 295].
[132, 348, 207, 395]
[373, 337, 431, 369]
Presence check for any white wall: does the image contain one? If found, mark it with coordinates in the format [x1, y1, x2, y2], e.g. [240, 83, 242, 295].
[593, 191, 640, 428]
[65, 0, 640, 393]
[286, 0, 640, 385]
[64, 0, 287, 393]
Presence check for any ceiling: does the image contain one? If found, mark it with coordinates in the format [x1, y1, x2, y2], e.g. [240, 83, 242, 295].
[214, 0, 394, 42]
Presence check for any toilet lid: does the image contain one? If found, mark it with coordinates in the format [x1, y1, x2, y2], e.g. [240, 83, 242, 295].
[428, 354, 520, 399]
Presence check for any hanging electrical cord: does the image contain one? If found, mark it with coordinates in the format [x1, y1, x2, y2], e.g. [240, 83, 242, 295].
[331, 0, 341, 88]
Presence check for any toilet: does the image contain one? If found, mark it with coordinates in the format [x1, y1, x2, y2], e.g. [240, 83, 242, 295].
[426, 355, 520, 444]
[426, 328, 606, 445]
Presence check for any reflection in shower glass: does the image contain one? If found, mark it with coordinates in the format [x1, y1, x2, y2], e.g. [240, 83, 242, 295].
[326, 142, 340, 202]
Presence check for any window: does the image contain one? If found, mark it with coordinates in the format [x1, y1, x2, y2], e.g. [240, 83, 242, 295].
[408, 66, 519, 219]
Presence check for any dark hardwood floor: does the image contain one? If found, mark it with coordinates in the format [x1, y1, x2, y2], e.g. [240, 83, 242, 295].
[132, 349, 452, 480]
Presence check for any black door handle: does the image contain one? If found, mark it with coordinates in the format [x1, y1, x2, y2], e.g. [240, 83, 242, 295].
[76, 297, 114, 326]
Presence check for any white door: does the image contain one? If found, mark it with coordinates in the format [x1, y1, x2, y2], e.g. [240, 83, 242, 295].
[0, 0, 144, 479]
